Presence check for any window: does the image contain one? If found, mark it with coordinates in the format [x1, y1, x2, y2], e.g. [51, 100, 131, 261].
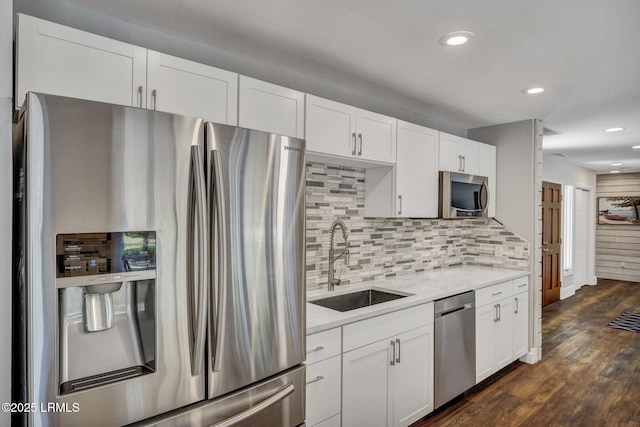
[563, 185, 574, 272]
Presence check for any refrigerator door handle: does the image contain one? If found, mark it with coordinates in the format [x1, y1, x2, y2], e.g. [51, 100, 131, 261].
[211, 149, 228, 373]
[209, 383, 295, 427]
[190, 145, 209, 376]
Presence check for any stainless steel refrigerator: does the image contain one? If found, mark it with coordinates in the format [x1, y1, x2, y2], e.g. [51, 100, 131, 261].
[12, 93, 306, 426]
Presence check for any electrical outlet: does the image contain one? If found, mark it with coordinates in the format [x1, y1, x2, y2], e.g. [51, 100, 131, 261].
[621, 262, 626, 269]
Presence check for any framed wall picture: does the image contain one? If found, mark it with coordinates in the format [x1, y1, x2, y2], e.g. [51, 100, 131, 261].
[598, 196, 640, 225]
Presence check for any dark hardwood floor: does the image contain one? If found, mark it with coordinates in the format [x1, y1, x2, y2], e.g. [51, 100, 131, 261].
[413, 279, 640, 426]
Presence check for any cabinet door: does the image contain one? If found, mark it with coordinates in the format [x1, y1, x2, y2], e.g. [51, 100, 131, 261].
[459, 139, 479, 174]
[146, 50, 237, 124]
[438, 132, 461, 172]
[306, 355, 341, 427]
[513, 291, 529, 359]
[494, 298, 514, 371]
[393, 325, 434, 427]
[356, 109, 397, 163]
[478, 143, 497, 217]
[16, 14, 146, 109]
[305, 95, 356, 158]
[475, 303, 495, 383]
[238, 76, 304, 138]
[342, 339, 392, 427]
[396, 121, 439, 217]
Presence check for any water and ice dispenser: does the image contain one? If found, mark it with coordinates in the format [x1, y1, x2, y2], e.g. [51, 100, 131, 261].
[55, 231, 157, 395]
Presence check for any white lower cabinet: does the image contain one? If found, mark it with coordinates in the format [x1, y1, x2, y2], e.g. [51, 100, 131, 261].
[342, 304, 434, 427]
[513, 277, 530, 359]
[306, 328, 342, 427]
[475, 276, 529, 384]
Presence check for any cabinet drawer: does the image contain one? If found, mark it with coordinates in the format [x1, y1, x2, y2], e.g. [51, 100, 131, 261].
[343, 303, 433, 352]
[475, 281, 513, 307]
[307, 328, 341, 364]
[513, 276, 529, 294]
[306, 356, 341, 427]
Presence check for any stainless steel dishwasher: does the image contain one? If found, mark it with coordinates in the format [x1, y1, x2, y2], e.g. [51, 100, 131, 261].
[434, 291, 476, 409]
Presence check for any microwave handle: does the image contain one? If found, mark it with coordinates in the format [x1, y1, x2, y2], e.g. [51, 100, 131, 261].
[480, 180, 489, 213]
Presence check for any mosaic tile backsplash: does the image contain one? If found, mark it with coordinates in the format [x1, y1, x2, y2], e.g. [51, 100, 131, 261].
[305, 161, 530, 291]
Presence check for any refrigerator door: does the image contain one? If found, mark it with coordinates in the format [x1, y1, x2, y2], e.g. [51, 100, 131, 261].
[12, 93, 206, 426]
[206, 123, 306, 398]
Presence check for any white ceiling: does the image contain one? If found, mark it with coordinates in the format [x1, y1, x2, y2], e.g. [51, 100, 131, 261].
[24, 0, 640, 173]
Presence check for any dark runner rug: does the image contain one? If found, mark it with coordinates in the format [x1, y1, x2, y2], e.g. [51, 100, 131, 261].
[607, 311, 640, 333]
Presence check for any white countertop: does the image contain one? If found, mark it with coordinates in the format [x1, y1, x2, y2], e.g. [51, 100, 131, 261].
[306, 265, 529, 334]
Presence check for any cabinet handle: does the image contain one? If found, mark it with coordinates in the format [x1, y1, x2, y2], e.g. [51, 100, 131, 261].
[306, 345, 324, 354]
[491, 291, 502, 297]
[352, 133, 357, 155]
[396, 338, 401, 364]
[515, 297, 519, 314]
[137, 86, 143, 108]
[462, 155, 466, 172]
[358, 133, 363, 156]
[306, 375, 324, 385]
[390, 340, 396, 366]
[398, 195, 403, 215]
[518, 283, 528, 288]
[498, 303, 501, 321]
[151, 89, 157, 110]
[494, 304, 498, 323]
[458, 155, 462, 172]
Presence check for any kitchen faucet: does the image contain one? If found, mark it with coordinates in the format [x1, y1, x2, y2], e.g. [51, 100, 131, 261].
[328, 219, 349, 291]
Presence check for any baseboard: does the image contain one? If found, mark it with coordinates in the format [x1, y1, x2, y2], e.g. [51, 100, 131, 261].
[588, 275, 598, 285]
[560, 285, 575, 300]
[519, 349, 539, 365]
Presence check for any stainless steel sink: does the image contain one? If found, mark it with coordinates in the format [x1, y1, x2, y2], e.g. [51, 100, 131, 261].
[309, 289, 408, 312]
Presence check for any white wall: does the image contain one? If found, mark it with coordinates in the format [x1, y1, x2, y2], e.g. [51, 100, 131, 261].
[542, 154, 598, 299]
[1, 0, 13, 423]
[469, 119, 543, 364]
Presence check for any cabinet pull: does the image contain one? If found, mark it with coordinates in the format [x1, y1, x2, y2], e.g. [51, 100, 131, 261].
[515, 297, 519, 314]
[390, 340, 396, 366]
[491, 291, 502, 297]
[151, 89, 157, 110]
[396, 338, 401, 364]
[306, 375, 324, 385]
[398, 195, 403, 215]
[462, 155, 466, 172]
[357, 133, 363, 156]
[518, 283, 528, 288]
[137, 86, 143, 108]
[306, 345, 324, 354]
[458, 155, 462, 172]
[351, 133, 357, 155]
[497, 303, 501, 321]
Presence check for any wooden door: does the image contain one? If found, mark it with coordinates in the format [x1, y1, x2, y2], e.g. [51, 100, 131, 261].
[542, 181, 562, 305]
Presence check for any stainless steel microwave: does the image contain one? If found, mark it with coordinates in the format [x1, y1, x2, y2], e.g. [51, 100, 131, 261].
[439, 171, 490, 218]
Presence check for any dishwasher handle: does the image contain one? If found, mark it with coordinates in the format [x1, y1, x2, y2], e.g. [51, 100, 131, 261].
[435, 302, 474, 318]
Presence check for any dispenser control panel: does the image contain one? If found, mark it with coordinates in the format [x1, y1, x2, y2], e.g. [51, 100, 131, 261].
[55, 231, 156, 287]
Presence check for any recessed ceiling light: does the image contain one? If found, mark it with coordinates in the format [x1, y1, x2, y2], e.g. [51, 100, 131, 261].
[439, 31, 475, 46]
[523, 87, 545, 94]
[605, 127, 625, 132]
[633, 145, 640, 149]
[610, 170, 620, 174]
[611, 163, 623, 166]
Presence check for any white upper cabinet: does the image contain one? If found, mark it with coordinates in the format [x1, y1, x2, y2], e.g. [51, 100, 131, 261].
[306, 94, 396, 164]
[16, 14, 238, 124]
[238, 76, 304, 138]
[365, 121, 438, 218]
[15, 14, 146, 109]
[147, 51, 238, 125]
[438, 132, 480, 175]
